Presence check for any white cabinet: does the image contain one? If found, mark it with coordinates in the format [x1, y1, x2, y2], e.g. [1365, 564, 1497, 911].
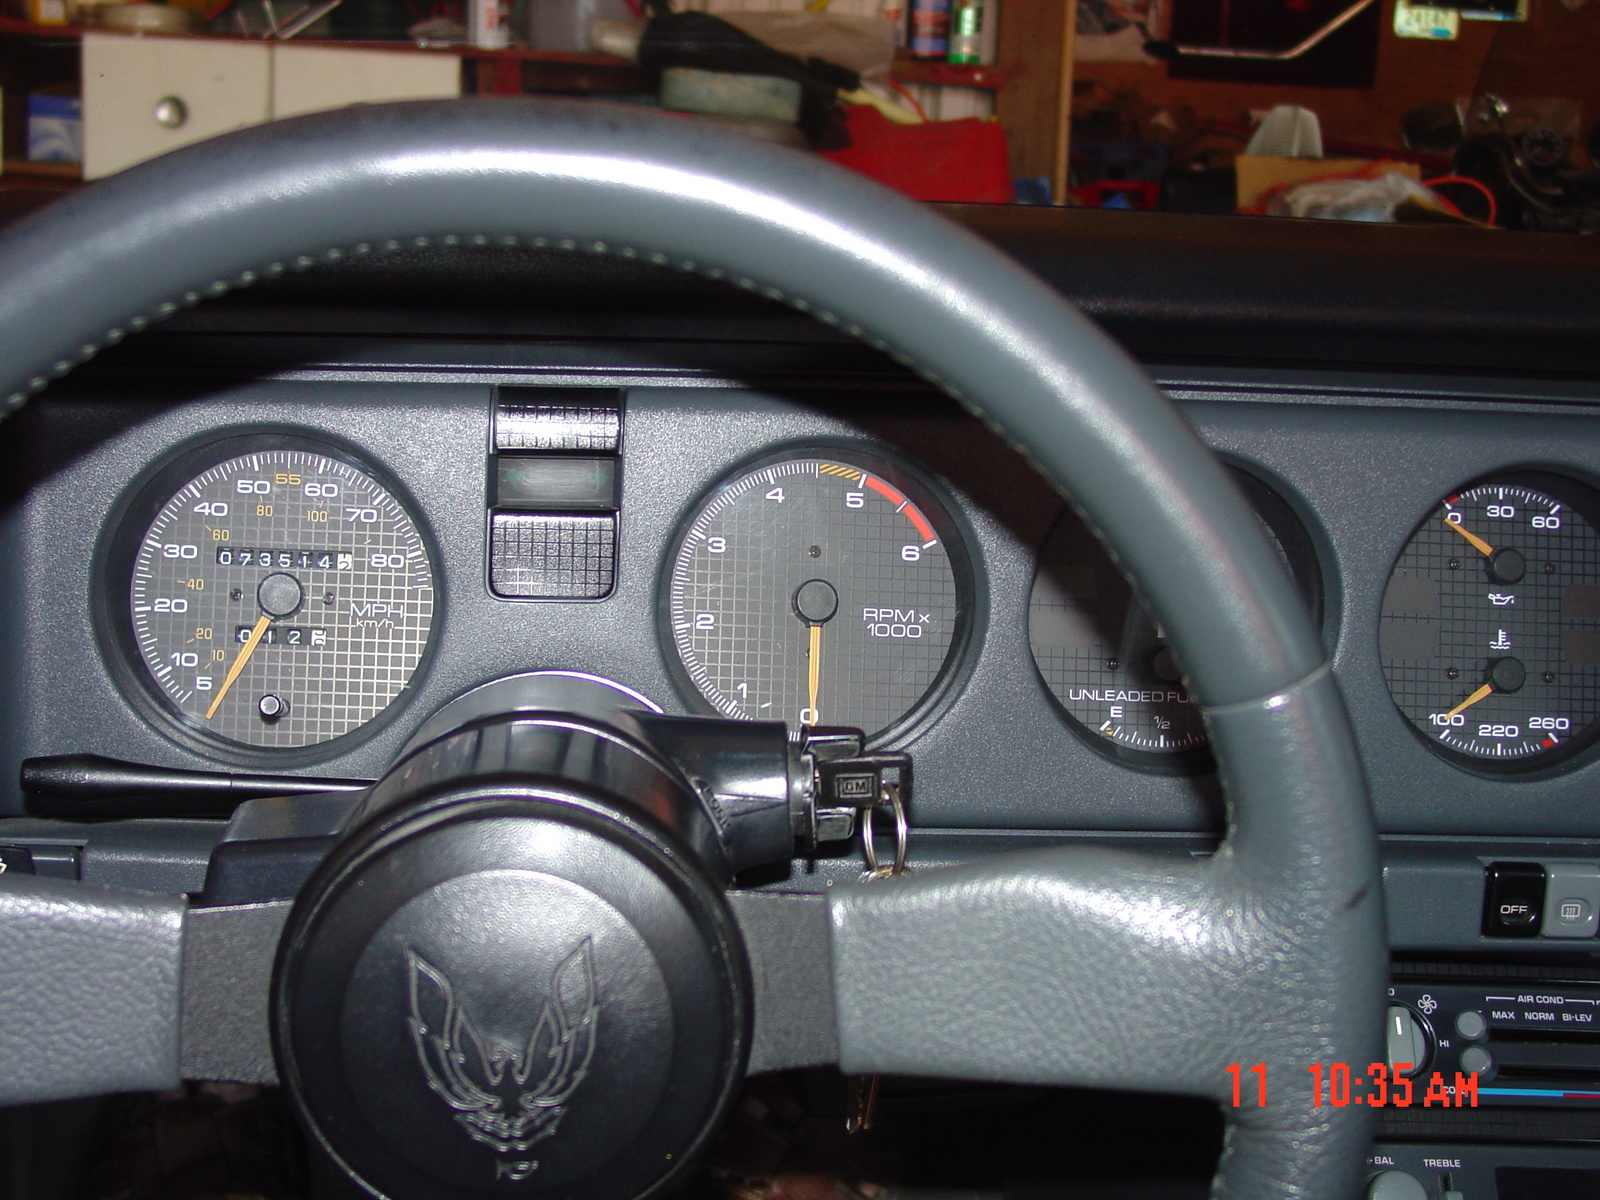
[81, 35, 463, 180]
[271, 45, 462, 121]
[82, 34, 270, 180]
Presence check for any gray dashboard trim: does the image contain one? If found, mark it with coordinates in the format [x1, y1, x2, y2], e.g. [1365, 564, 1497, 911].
[0, 873, 183, 1103]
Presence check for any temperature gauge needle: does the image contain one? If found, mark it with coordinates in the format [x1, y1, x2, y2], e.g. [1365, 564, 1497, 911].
[1443, 517, 1494, 558]
[807, 624, 822, 725]
[1444, 682, 1495, 721]
[207, 614, 271, 720]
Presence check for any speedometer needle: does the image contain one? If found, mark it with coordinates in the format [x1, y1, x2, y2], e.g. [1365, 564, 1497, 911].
[207, 614, 271, 720]
[1444, 682, 1494, 721]
[1443, 517, 1494, 558]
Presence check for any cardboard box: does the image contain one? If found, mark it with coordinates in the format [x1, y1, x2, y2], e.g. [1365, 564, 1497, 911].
[1236, 156, 1421, 211]
[28, 94, 82, 164]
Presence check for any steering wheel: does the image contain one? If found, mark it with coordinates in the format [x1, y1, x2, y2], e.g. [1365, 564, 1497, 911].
[0, 100, 1383, 1200]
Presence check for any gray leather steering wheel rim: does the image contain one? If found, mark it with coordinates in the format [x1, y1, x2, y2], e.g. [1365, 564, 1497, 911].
[0, 99, 1385, 1199]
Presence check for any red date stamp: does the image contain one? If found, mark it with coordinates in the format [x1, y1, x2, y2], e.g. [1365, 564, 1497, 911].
[1225, 1063, 1479, 1108]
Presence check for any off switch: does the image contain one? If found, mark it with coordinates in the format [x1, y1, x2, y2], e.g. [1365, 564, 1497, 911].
[1483, 861, 1545, 937]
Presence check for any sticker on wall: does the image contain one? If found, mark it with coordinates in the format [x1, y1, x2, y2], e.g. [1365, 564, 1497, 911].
[1394, 0, 1460, 39]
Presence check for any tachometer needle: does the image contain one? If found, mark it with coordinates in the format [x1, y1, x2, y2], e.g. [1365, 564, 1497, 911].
[1444, 681, 1495, 721]
[1443, 517, 1494, 558]
[807, 623, 822, 725]
[207, 614, 271, 720]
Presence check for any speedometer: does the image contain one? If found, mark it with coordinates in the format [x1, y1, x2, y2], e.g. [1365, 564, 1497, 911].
[101, 434, 437, 757]
[661, 450, 972, 741]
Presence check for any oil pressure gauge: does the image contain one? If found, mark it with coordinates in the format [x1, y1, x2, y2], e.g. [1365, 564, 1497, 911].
[1380, 476, 1600, 770]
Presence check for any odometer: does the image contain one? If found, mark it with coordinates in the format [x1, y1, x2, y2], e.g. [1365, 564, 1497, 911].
[110, 436, 436, 754]
[1381, 478, 1600, 769]
[662, 451, 971, 741]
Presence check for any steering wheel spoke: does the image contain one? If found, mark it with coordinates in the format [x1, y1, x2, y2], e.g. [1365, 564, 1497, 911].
[832, 846, 1261, 1097]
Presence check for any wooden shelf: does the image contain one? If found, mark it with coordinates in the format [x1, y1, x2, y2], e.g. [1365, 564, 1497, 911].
[0, 15, 1060, 199]
[0, 19, 1007, 89]
[2, 157, 81, 179]
[0, 17, 83, 37]
[891, 54, 1007, 92]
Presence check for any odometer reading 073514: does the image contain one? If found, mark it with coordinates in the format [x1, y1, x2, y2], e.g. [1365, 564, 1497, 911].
[1381, 480, 1600, 769]
[126, 444, 435, 751]
[664, 453, 969, 741]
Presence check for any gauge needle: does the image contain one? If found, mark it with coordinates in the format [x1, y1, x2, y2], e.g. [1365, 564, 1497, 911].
[807, 623, 822, 725]
[1444, 682, 1495, 721]
[207, 614, 271, 720]
[1443, 517, 1494, 558]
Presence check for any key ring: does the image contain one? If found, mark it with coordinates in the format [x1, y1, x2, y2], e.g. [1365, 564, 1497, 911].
[861, 782, 908, 880]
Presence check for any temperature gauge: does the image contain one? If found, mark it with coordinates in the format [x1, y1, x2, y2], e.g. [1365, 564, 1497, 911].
[1381, 477, 1600, 770]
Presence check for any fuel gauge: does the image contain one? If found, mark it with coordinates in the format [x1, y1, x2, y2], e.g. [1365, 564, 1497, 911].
[1028, 469, 1322, 769]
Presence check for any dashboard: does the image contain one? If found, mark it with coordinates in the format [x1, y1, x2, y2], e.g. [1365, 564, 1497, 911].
[11, 330, 1600, 840]
[5, 206, 1600, 1199]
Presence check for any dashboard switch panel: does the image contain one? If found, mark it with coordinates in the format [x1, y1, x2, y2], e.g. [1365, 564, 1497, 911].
[487, 387, 624, 600]
[1483, 862, 1546, 937]
[1543, 863, 1600, 938]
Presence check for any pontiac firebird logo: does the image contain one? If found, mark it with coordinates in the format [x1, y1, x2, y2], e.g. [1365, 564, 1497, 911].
[406, 939, 598, 1157]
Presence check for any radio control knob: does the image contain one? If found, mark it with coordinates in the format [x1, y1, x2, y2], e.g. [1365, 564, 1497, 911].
[1386, 1005, 1430, 1077]
[1367, 1170, 1428, 1200]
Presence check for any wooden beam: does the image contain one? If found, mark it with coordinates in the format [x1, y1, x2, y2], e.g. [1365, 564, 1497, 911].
[995, 0, 1076, 200]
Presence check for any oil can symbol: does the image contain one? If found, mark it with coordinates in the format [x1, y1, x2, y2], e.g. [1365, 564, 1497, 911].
[406, 938, 598, 1167]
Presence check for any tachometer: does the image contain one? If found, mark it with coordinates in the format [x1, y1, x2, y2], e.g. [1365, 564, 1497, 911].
[103, 434, 436, 756]
[1380, 477, 1600, 770]
[662, 450, 972, 741]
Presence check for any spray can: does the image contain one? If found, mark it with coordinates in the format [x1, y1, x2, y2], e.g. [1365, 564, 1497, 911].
[908, 0, 951, 59]
[948, 0, 983, 64]
[883, 0, 907, 49]
[470, 0, 510, 49]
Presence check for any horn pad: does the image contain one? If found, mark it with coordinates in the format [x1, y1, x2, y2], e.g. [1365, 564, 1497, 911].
[272, 785, 750, 1200]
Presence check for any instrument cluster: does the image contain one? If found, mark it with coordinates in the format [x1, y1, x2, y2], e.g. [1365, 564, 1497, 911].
[88, 405, 1600, 788]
